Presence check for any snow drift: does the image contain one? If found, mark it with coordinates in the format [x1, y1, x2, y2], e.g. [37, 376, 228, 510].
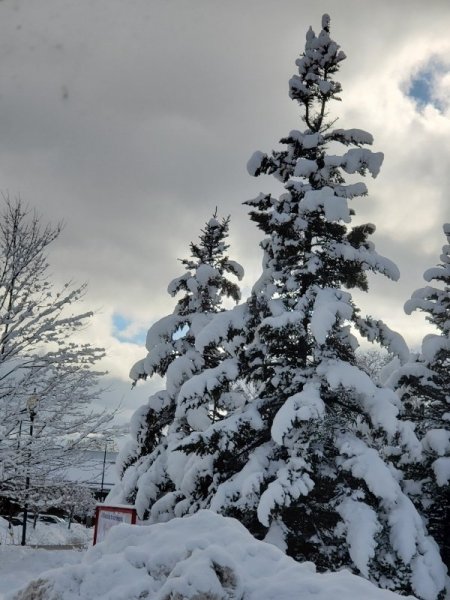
[9, 510, 414, 600]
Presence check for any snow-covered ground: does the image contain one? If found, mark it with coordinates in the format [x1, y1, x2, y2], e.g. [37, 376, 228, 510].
[2, 510, 416, 600]
[0, 517, 92, 599]
[0, 516, 92, 547]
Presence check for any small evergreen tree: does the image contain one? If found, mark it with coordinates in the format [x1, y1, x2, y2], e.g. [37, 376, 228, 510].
[110, 214, 243, 518]
[389, 223, 450, 570]
[165, 15, 446, 599]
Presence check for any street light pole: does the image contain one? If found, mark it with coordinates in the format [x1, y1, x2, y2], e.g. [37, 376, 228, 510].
[100, 440, 108, 499]
[21, 393, 38, 546]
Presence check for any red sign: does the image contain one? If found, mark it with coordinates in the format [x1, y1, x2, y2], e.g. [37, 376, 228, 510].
[93, 505, 137, 545]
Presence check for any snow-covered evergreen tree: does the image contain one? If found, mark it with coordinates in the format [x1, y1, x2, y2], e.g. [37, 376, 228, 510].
[163, 16, 446, 599]
[109, 214, 243, 518]
[388, 223, 449, 571]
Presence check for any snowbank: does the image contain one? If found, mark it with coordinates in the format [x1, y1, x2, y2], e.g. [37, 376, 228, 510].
[0, 546, 84, 599]
[8, 510, 415, 600]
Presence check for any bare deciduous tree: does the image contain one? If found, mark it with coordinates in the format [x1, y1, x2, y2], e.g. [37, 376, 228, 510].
[0, 197, 112, 513]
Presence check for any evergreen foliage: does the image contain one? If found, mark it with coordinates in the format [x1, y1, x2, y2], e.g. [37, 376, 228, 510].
[389, 223, 450, 570]
[152, 16, 445, 599]
[111, 214, 243, 518]
[111, 15, 448, 600]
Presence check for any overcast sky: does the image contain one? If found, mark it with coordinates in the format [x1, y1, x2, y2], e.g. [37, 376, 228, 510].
[0, 0, 449, 426]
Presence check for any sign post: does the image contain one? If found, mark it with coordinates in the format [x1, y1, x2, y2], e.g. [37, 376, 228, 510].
[93, 505, 137, 545]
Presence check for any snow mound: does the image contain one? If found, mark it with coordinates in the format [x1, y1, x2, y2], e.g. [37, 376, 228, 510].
[9, 510, 414, 600]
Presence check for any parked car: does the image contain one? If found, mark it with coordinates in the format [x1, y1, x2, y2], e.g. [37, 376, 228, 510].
[38, 514, 66, 525]
[16, 512, 66, 525]
[15, 512, 34, 523]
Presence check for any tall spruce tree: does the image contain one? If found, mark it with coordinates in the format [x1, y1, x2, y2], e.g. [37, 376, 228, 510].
[165, 15, 446, 599]
[109, 214, 243, 518]
[388, 223, 450, 570]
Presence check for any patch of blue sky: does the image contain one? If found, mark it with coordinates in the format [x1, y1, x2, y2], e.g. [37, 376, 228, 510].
[173, 323, 189, 340]
[112, 313, 146, 345]
[406, 58, 448, 112]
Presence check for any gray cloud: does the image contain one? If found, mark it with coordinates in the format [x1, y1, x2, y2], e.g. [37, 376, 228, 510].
[0, 0, 449, 421]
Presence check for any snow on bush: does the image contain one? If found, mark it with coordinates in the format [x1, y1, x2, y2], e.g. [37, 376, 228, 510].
[9, 511, 413, 600]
